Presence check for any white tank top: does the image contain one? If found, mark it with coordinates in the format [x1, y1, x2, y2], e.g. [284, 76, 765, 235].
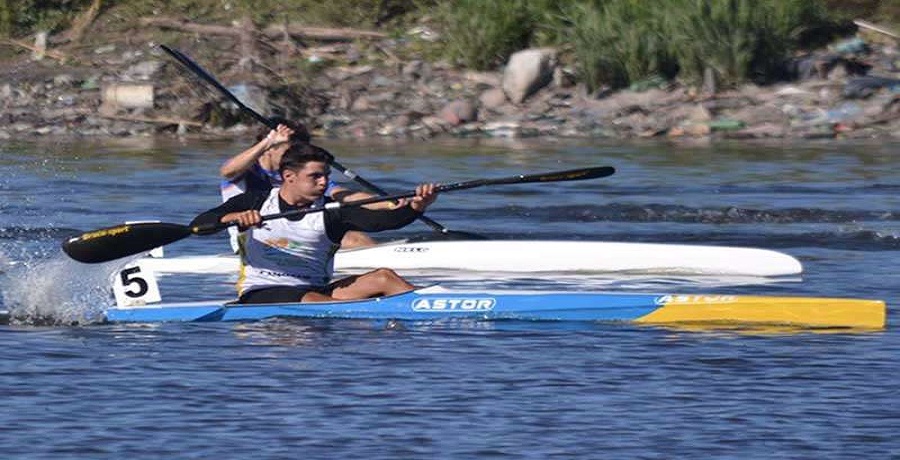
[221, 168, 341, 253]
[237, 188, 339, 295]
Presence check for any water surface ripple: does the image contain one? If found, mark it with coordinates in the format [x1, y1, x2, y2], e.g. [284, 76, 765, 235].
[0, 138, 897, 458]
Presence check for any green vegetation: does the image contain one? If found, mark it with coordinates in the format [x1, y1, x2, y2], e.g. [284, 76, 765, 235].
[0, 0, 95, 36]
[660, 0, 831, 88]
[436, 0, 835, 90]
[432, 0, 534, 70]
[564, 1, 671, 92]
[1, 0, 895, 91]
[824, 0, 900, 24]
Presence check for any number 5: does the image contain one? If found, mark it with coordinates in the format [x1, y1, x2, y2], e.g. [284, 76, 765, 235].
[112, 263, 161, 307]
[120, 266, 149, 298]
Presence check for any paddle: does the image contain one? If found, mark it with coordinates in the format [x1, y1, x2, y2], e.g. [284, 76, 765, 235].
[160, 44, 482, 240]
[62, 166, 614, 264]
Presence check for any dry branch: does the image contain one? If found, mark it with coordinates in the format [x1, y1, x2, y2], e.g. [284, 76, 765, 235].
[140, 17, 242, 36]
[140, 17, 386, 42]
[853, 19, 900, 40]
[261, 24, 387, 41]
[1, 38, 68, 62]
[63, 0, 103, 44]
[97, 113, 205, 127]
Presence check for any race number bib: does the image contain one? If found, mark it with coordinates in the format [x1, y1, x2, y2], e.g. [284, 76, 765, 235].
[112, 263, 161, 307]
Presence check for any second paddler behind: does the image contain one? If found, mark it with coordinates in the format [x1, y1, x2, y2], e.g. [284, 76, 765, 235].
[191, 143, 438, 304]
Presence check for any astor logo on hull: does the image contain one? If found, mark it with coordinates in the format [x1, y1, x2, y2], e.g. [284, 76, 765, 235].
[654, 295, 738, 305]
[412, 298, 496, 311]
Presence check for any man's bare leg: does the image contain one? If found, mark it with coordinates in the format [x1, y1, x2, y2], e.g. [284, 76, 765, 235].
[339, 230, 378, 249]
[301, 268, 414, 302]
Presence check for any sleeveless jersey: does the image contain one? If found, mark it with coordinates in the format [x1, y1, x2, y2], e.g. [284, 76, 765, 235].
[221, 162, 339, 252]
[236, 188, 340, 295]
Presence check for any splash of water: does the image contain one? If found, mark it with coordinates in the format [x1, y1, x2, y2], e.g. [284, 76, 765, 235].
[1, 253, 121, 326]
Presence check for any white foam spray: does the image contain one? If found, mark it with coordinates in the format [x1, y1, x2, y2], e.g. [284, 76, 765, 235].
[1, 251, 126, 326]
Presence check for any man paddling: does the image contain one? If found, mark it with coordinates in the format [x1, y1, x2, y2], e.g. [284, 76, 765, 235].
[192, 143, 438, 304]
[219, 118, 377, 251]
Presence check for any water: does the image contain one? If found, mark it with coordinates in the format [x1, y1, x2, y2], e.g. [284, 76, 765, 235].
[1, 137, 898, 458]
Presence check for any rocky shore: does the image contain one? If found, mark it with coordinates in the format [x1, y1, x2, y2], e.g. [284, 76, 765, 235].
[1, 24, 898, 142]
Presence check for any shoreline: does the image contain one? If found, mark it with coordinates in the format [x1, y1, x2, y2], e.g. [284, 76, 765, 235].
[1, 28, 898, 143]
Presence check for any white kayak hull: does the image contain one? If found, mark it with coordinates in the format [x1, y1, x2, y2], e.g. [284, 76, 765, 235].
[138, 240, 802, 276]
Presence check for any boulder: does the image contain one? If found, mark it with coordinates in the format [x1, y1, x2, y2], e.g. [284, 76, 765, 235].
[479, 88, 507, 110]
[502, 48, 557, 104]
[438, 100, 478, 125]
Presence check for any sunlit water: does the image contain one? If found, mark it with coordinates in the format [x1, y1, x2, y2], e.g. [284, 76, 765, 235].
[1, 137, 897, 458]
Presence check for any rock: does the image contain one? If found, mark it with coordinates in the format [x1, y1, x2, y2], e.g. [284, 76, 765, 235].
[407, 26, 440, 42]
[774, 86, 812, 97]
[479, 88, 507, 110]
[393, 113, 415, 128]
[669, 122, 711, 137]
[823, 102, 864, 123]
[406, 98, 433, 114]
[725, 122, 787, 139]
[94, 44, 116, 54]
[365, 91, 400, 104]
[483, 120, 521, 137]
[350, 95, 373, 112]
[402, 60, 425, 80]
[80, 76, 100, 90]
[666, 103, 712, 124]
[553, 67, 577, 88]
[502, 48, 558, 104]
[420, 115, 450, 133]
[55, 94, 77, 106]
[843, 76, 900, 99]
[730, 104, 788, 125]
[371, 76, 396, 87]
[125, 60, 164, 81]
[464, 71, 502, 87]
[438, 100, 477, 125]
[53, 74, 76, 86]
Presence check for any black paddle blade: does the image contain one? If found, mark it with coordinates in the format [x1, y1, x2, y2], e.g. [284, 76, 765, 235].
[435, 165, 617, 194]
[524, 166, 615, 183]
[62, 222, 193, 264]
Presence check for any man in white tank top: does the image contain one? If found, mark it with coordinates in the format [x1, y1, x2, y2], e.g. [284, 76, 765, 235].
[192, 143, 438, 304]
[219, 118, 377, 252]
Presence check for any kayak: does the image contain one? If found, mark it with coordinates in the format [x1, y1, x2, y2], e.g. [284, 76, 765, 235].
[104, 285, 885, 329]
[137, 240, 803, 276]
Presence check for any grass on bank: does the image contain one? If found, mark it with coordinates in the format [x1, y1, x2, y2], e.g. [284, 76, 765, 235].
[437, 0, 838, 91]
[0, 0, 896, 91]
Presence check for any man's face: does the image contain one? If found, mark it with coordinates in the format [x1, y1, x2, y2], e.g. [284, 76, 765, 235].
[282, 161, 330, 202]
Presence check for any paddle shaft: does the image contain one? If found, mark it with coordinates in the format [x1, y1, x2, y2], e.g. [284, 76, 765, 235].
[203, 166, 615, 232]
[160, 45, 456, 235]
[62, 166, 614, 264]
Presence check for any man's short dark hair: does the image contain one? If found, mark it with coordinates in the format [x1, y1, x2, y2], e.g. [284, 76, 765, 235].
[278, 143, 332, 174]
[256, 117, 311, 144]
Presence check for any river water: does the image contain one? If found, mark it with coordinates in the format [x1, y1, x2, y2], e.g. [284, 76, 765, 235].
[0, 137, 897, 458]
